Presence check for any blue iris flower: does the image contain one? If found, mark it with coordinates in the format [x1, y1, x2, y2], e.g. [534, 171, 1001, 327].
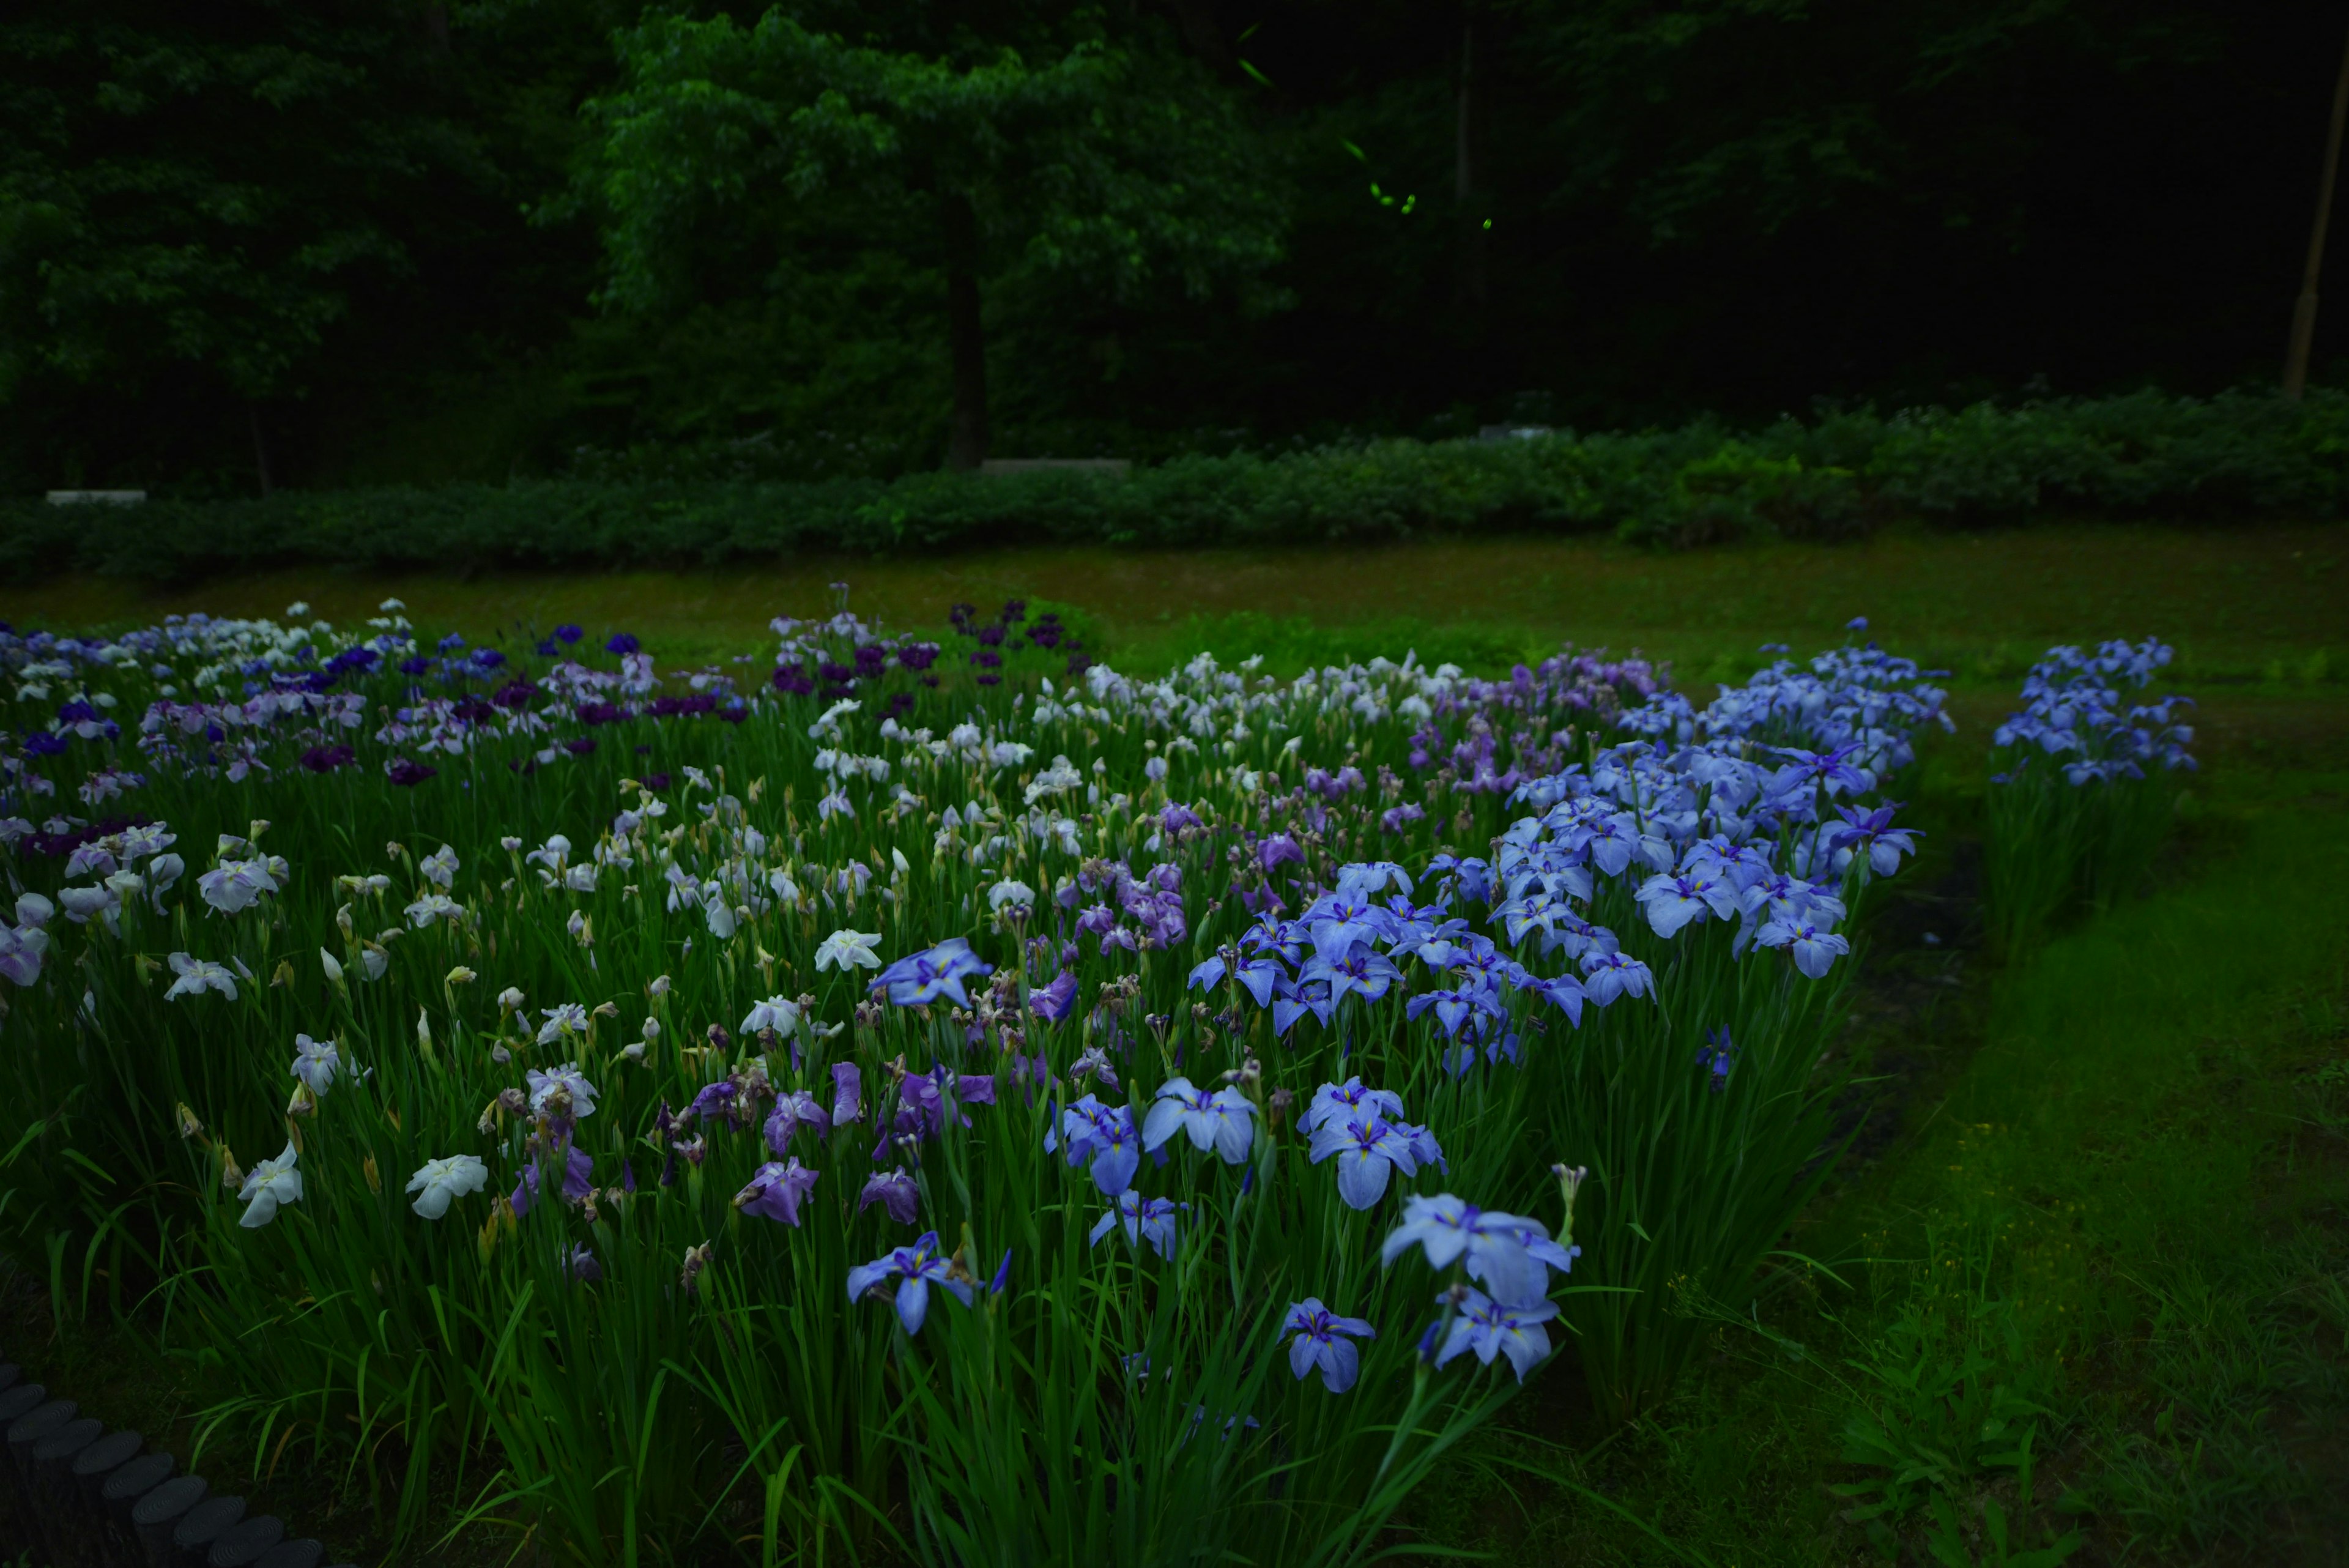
[1046, 1094, 1141, 1195]
[1310, 1115, 1421, 1208]
[1434, 1287, 1559, 1382]
[1090, 1189, 1183, 1258]
[876, 937, 993, 1007]
[845, 1231, 974, 1336]
[1141, 1077, 1256, 1164]
[1282, 1298, 1376, 1393]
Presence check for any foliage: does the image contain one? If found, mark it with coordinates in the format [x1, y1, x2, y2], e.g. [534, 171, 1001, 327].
[3, 0, 2336, 489]
[6, 390, 2347, 581]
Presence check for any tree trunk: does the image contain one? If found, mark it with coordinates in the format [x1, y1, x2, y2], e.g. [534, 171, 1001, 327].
[1455, 9, 1489, 311]
[943, 194, 990, 470]
[2285, 21, 2349, 399]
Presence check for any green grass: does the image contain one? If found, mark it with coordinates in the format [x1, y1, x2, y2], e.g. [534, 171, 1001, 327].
[1, 523, 2343, 687]
[1415, 765, 2349, 1565]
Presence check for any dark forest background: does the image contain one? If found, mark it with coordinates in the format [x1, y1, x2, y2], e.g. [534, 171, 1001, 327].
[4, 0, 2345, 497]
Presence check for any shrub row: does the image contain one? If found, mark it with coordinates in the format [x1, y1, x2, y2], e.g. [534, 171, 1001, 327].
[4, 388, 2345, 579]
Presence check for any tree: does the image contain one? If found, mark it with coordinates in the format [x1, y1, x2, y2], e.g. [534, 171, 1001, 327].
[0, 0, 505, 491]
[579, 8, 1290, 469]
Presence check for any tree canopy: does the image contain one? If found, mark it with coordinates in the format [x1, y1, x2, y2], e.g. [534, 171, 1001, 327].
[579, 7, 1288, 466]
[0, 0, 2341, 491]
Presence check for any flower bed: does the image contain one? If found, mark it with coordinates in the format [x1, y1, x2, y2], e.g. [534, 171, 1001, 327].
[0, 595, 1957, 1563]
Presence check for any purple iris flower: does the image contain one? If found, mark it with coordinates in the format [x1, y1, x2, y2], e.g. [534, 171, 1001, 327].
[875, 938, 993, 1007]
[845, 1230, 973, 1335]
[735, 1158, 820, 1227]
[1282, 1298, 1376, 1393]
[510, 1163, 539, 1217]
[858, 1168, 920, 1225]
[831, 1062, 864, 1126]
[554, 624, 583, 644]
[1257, 834, 1305, 874]
[1031, 970, 1080, 1023]
[1161, 803, 1202, 833]
[689, 1079, 746, 1131]
[1435, 1287, 1559, 1381]
[765, 1090, 830, 1154]
[1089, 1189, 1182, 1258]
[1695, 1027, 1737, 1093]
[606, 633, 640, 655]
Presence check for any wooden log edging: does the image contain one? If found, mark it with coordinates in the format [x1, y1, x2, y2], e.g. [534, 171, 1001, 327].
[0, 1361, 350, 1568]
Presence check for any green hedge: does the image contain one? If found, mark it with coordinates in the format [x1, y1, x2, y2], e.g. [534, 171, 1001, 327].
[5, 388, 2345, 580]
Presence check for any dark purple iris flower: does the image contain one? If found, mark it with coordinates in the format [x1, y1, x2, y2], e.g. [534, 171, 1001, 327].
[606, 633, 640, 655]
[1032, 970, 1080, 1023]
[387, 758, 437, 787]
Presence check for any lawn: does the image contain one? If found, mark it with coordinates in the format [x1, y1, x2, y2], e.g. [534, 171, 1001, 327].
[6, 523, 2343, 684]
[1, 522, 2343, 1567]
